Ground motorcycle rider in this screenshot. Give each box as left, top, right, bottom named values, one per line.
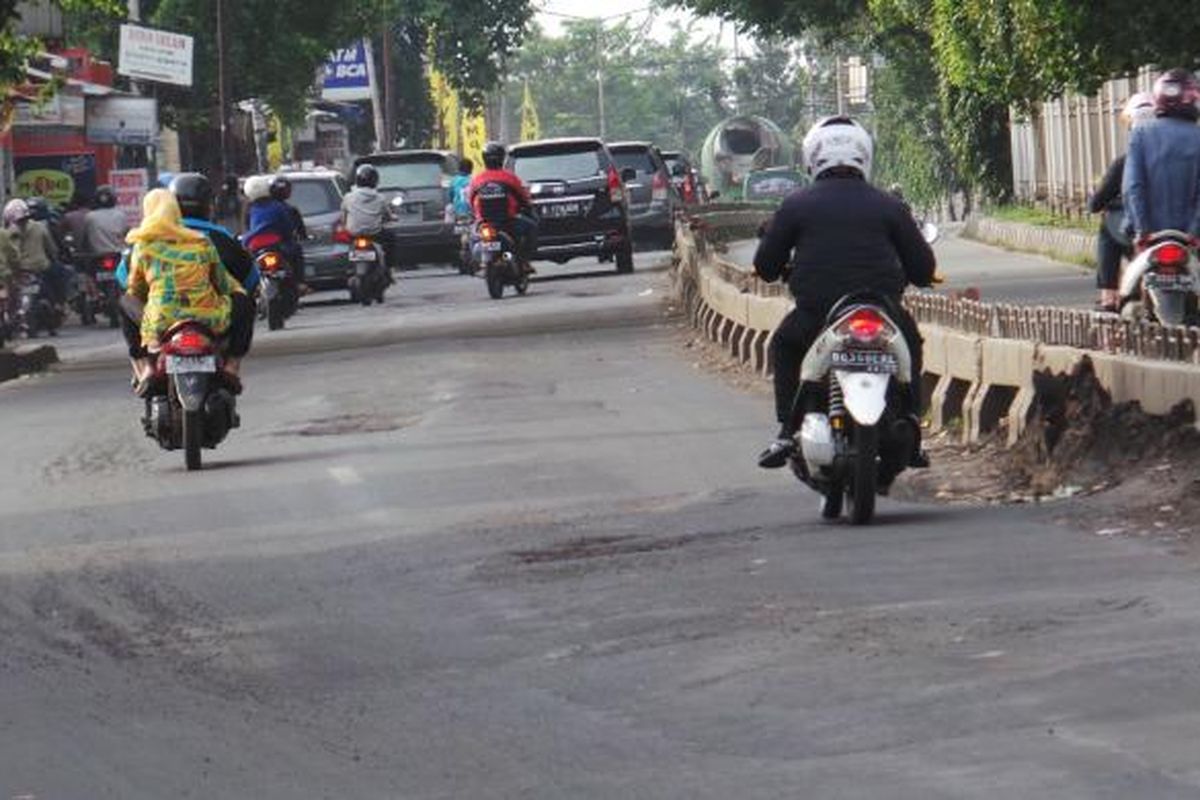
left=754, top=116, right=936, bottom=469
left=1089, top=93, right=1156, bottom=312
left=451, top=158, right=474, bottom=217
left=340, top=163, right=395, bottom=283
left=1123, top=69, right=1200, bottom=248
left=4, top=198, right=69, bottom=311
left=268, top=175, right=308, bottom=290
left=468, top=142, right=538, bottom=269
left=83, top=185, right=130, bottom=258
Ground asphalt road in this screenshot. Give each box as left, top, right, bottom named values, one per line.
left=727, top=229, right=1096, bottom=307
left=3, top=249, right=1200, bottom=798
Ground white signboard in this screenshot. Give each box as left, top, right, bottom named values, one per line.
left=118, top=23, right=193, bottom=87
left=86, top=96, right=158, bottom=145
left=13, top=93, right=85, bottom=127
left=111, top=168, right=149, bottom=227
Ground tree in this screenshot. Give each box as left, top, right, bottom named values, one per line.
left=0, top=0, right=122, bottom=89
left=732, top=37, right=807, bottom=133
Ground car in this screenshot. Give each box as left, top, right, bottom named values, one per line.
left=282, top=170, right=351, bottom=290
left=607, top=142, right=680, bottom=251
left=352, top=150, right=461, bottom=269
left=506, top=137, right=635, bottom=273
left=661, top=150, right=706, bottom=205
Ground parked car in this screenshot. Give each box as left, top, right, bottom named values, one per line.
left=283, top=169, right=351, bottom=290
left=607, top=142, right=679, bottom=251
left=352, top=150, right=461, bottom=269
left=506, top=137, right=635, bottom=273
left=661, top=150, right=706, bottom=205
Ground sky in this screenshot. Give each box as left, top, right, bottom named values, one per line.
left=534, top=0, right=741, bottom=49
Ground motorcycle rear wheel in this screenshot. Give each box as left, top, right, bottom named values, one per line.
left=182, top=409, right=203, bottom=471
left=267, top=297, right=285, bottom=330
left=486, top=269, right=505, bottom=300
left=846, top=424, right=879, bottom=525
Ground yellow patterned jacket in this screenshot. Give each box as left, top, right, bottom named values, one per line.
left=126, top=239, right=243, bottom=347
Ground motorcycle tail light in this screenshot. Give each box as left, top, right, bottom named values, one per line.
left=607, top=166, right=624, bottom=204
left=836, top=307, right=895, bottom=345
left=1154, top=242, right=1189, bottom=272
left=480, top=224, right=497, bottom=242
left=353, top=236, right=371, bottom=249
left=333, top=227, right=352, bottom=245
left=167, top=329, right=212, bottom=355
left=99, top=255, right=117, bottom=271
left=258, top=251, right=281, bottom=271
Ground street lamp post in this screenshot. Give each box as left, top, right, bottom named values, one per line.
left=216, top=0, right=229, bottom=175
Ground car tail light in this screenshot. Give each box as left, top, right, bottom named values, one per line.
left=167, top=329, right=212, bottom=355
left=607, top=166, right=624, bottom=204
left=1153, top=242, right=1189, bottom=272
left=835, top=307, right=896, bottom=345
left=99, top=254, right=117, bottom=271
left=652, top=171, right=668, bottom=202
left=480, top=223, right=497, bottom=241
left=333, top=226, right=352, bottom=245
left=353, top=236, right=372, bottom=249
left=683, top=176, right=696, bottom=204
left=258, top=251, right=282, bottom=272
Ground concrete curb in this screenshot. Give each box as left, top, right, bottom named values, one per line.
left=675, top=215, right=1200, bottom=444
left=963, top=216, right=1094, bottom=267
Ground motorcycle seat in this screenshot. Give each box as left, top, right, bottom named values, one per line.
left=825, top=290, right=896, bottom=325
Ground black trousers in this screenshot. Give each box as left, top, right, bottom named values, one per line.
left=771, top=299, right=924, bottom=430
left=120, top=293, right=255, bottom=360
left=1095, top=219, right=1130, bottom=290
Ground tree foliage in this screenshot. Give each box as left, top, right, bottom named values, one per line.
left=0, top=0, right=122, bottom=88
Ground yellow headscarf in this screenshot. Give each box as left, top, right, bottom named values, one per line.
left=126, top=188, right=206, bottom=245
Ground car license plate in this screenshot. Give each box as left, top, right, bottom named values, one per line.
left=540, top=202, right=581, bottom=219
left=166, top=355, right=216, bottom=374
left=831, top=350, right=898, bottom=373
left=349, top=248, right=377, bottom=262
left=1146, top=272, right=1194, bottom=290
left=481, top=241, right=502, bottom=252
left=95, top=270, right=115, bottom=282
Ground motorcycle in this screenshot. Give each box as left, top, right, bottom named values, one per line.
left=15, top=271, right=62, bottom=338
left=454, top=214, right=476, bottom=275
left=130, top=302, right=240, bottom=472
left=1119, top=230, right=1199, bottom=325
left=788, top=295, right=920, bottom=525
left=254, top=248, right=299, bottom=331
left=76, top=252, right=122, bottom=328
left=474, top=221, right=529, bottom=300
left=347, top=234, right=389, bottom=306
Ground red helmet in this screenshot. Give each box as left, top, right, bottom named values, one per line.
left=1153, top=68, right=1200, bottom=120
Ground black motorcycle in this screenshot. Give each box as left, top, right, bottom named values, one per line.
left=15, top=271, right=62, bottom=338
left=474, top=221, right=529, bottom=300
left=76, top=252, right=122, bottom=328
left=347, top=234, right=389, bottom=306
left=254, top=248, right=299, bottom=331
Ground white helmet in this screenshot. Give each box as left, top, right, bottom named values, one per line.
left=1121, top=92, right=1155, bottom=128
left=242, top=174, right=272, bottom=202
left=3, top=198, right=30, bottom=226
left=802, top=116, right=873, bottom=180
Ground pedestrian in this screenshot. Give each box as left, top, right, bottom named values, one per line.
left=1089, top=93, right=1156, bottom=312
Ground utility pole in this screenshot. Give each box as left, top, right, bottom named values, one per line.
left=382, top=19, right=394, bottom=150
left=216, top=0, right=229, bottom=175
left=596, top=26, right=606, bottom=139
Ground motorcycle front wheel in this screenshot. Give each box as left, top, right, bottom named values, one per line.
left=846, top=423, right=879, bottom=525
left=182, top=408, right=203, bottom=471
left=486, top=267, right=505, bottom=300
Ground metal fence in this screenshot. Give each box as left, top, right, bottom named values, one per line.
left=1010, top=67, right=1159, bottom=214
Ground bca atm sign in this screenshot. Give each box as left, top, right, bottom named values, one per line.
left=321, top=40, right=373, bottom=102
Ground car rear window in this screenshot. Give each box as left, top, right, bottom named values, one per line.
left=368, top=159, right=445, bottom=189
left=611, top=149, right=657, bottom=175
left=290, top=180, right=340, bottom=216
left=511, top=147, right=603, bottom=182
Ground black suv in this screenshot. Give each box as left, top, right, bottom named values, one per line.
left=352, top=150, right=460, bottom=268
left=608, top=142, right=680, bottom=251
left=506, top=138, right=634, bottom=273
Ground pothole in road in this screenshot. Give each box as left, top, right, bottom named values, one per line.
left=511, top=533, right=697, bottom=563
left=277, top=413, right=418, bottom=437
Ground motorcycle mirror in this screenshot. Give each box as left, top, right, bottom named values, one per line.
left=920, top=221, right=940, bottom=245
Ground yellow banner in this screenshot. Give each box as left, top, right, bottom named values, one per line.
left=429, top=67, right=459, bottom=152
left=520, top=79, right=540, bottom=142
left=461, top=106, right=487, bottom=173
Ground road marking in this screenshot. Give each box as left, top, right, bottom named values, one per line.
left=328, top=465, right=363, bottom=486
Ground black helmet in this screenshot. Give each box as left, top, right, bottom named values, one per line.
left=354, top=163, right=379, bottom=188
left=25, top=196, right=51, bottom=221
left=95, top=185, right=117, bottom=209
left=270, top=175, right=292, bottom=201
left=482, top=142, right=506, bottom=170
left=169, top=173, right=214, bottom=220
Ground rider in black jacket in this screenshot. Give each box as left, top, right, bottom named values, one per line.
left=754, top=116, right=936, bottom=469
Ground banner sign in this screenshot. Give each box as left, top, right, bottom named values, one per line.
left=321, top=40, right=372, bottom=101
left=86, top=96, right=158, bottom=145
left=111, top=168, right=150, bottom=226
left=118, top=23, right=194, bottom=87
left=13, top=94, right=85, bottom=128
left=14, top=153, right=97, bottom=207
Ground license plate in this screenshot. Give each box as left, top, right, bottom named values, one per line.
left=540, top=202, right=581, bottom=219
left=166, top=355, right=216, bottom=374
left=831, top=350, right=898, bottom=374
left=349, top=248, right=377, bottom=262
left=481, top=241, right=502, bottom=252
left=1146, top=273, right=1194, bottom=290
left=95, top=271, right=115, bottom=282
